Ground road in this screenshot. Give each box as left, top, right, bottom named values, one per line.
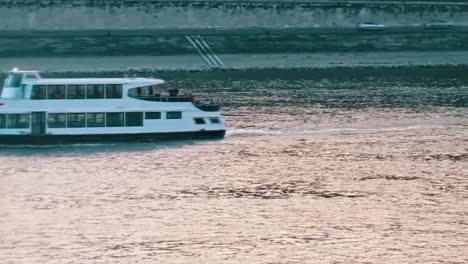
left=1, top=27, right=468, bottom=38
left=2, top=0, right=468, bottom=6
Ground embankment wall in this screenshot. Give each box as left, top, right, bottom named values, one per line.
left=0, top=0, right=468, bottom=29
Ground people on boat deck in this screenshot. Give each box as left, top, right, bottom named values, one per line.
left=192, top=96, right=200, bottom=104
left=128, top=85, right=183, bottom=98
left=168, top=87, right=179, bottom=97
left=129, top=85, right=159, bottom=97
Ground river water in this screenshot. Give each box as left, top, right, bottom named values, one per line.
left=0, top=65, right=467, bottom=263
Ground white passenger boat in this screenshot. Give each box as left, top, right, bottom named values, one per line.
left=0, top=69, right=225, bottom=145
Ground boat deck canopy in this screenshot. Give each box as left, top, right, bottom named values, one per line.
left=26, top=78, right=164, bottom=85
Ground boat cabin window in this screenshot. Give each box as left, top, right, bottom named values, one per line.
left=67, top=85, right=86, bottom=99
left=194, top=118, right=206, bottom=124
left=128, top=85, right=160, bottom=98
left=42, top=112, right=168, bottom=129
left=106, top=84, right=123, bottom=99
left=145, top=112, right=161, bottom=119
left=106, top=112, right=124, bottom=127
left=47, top=85, right=66, bottom=99
left=47, top=113, right=66, bottom=128
left=6, top=74, right=23, bottom=87
left=87, top=113, right=105, bottom=127
left=166, top=111, right=182, bottom=119
left=209, top=117, right=221, bottom=124
left=86, top=84, right=105, bottom=99
left=125, top=112, right=143, bottom=127
left=0, top=114, right=6, bottom=128
left=31, top=85, right=47, bottom=99
left=6, top=114, right=30, bottom=129
left=24, top=74, right=38, bottom=79
left=67, top=113, right=86, bottom=128
left=29, top=84, right=124, bottom=100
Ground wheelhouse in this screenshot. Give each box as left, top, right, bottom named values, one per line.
left=1, top=69, right=41, bottom=99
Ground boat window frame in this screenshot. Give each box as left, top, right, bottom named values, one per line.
left=128, top=85, right=160, bottom=98
left=145, top=112, right=161, bottom=120
left=66, top=84, right=86, bottom=99
left=105, top=84, right=123, bottom=99
left=6, top=74, right=23, bottom=88
left=29, top=83, right=125, bottom=100
left=47, top=113, right=67, bottom=128
left=6, top=113, right=30, bottom=129
left=0, top=114, right=6, bottom=128
left=194, top=118, right=206, bottom=125
left=31, top=85, right=47, bottom=100
left=166, top=111, right=182, bottom=120
left=86, top=84, right=105, bottom=99
left=67, top=113, right=86, bottom=128
left=47, top=85, right=66, bottom=100
left=125, top=112, right=143, bottom=127
left=24, top=74, right=38, bottom=80
left=209, top=117, right=221, bottom=124
left=86, top=112, right=106, bottom=127
left=106, top=112, right=125, bottom=127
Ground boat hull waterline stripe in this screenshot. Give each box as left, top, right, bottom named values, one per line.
left=0, top=130, right=226, bottom=145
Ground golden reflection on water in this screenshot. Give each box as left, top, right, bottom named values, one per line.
left=0, top=108, right=467, bottom=263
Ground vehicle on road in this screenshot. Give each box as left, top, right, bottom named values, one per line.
left=424, top=20, right=454, bottom=29
left=357, top=21, right=385, bottom=31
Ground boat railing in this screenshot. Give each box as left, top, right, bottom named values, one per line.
left=132, top=95, right=221, bottom=112
left=133, top=95, right=193, bottom=102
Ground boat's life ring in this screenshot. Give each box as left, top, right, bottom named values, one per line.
left=192, top=97, right=200, bottom=104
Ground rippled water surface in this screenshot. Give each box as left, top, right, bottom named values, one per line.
left=1, top=68, right=467, bottom=263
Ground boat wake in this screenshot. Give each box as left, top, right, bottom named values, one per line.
left=226, top=125, right=465, bottom=138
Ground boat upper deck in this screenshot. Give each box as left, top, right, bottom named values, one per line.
left=25, top=78, right=164, bottom=86
left=1, top=69, right=166, bottom=100
left=0, top=69, right=221, bottom=113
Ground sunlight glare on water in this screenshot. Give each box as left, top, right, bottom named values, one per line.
left=0, top=69, right=467, bottom=263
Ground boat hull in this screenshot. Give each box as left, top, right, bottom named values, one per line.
left=0, top=130, right=226, bottom=145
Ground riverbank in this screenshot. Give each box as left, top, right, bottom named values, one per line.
left=1, top=0, right=468, bottom=30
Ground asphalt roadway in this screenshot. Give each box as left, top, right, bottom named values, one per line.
left=2, top=0, right=468, bottom=6
left=1, top=26, right=468, bottom=38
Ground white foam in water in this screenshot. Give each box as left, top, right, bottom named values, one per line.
left=226, top=125, right=463, bottom=137
left=226, top=128, right=282, bottom=137
left=297, top=125, right=454, bottom=134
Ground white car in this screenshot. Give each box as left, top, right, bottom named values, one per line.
left=424, top=20, right=454, bottom=29
left=357, top=21, right=385, bottom=31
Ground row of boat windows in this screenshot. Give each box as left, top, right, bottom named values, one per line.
left=0, top=112, right=184, bottom=129
left=0, top=114, right=30, bottom=129
left=31, top=84, right=123, bottom=99
left=48, top=112, right=147, bottom=128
